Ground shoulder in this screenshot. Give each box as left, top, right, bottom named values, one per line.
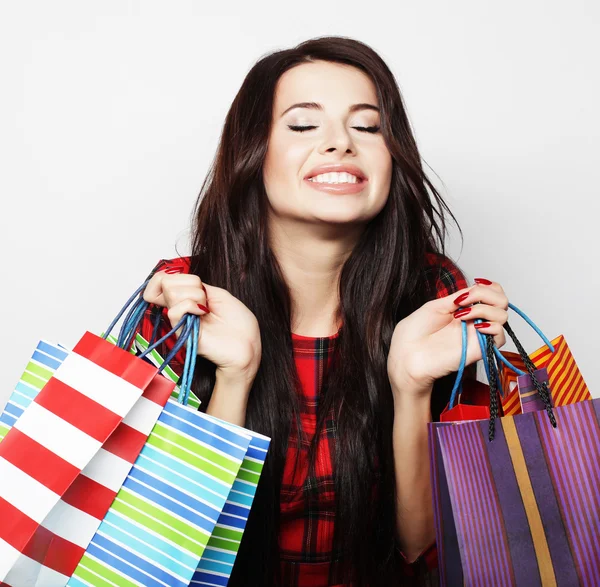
left=424, top=251, right=469, bottom=300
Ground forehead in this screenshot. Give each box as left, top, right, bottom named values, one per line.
left=273, top=61, right=378, bottom=116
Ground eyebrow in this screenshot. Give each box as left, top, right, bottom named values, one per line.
left=280, top=102, right=380, bottom=117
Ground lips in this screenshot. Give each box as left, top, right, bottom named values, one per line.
left=304, top=163, right=367, bottom=181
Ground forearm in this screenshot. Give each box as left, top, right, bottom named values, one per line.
left=391, top=386, right=435, bottom=562
left=205, top=372, right=252, bottom=427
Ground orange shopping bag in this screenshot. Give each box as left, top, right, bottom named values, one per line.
left=497, top=321, right=591, bottom=415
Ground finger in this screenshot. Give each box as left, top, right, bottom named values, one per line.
left=453, top=304, right=508, bottom=325
left=473, top=278, right=505, bottom=294
left=471, top=320, right=507, bottom=349
left=431, top=284, right=477, bottom=313
left=453, top=284, right=508, bottom=310
left=143, top=272, right=203, bottom=307
left=162, top=285, right=207, bottom=311
left=166, top=298, right=210, bottom=339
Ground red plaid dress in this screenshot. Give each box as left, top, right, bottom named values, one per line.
left=139, top=253, right=467, bottom=587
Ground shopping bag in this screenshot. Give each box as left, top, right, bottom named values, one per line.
left=67, top=316, right=271, bottom=587
left=499, top=335, right=591, bottom=415
left=193, top=415, right=270, bottom=585
left=433, top=398, right=600, bottom=586
left=0, top=277, right=191, bottom=585
left=439, top=378, right=493, bottom=422
left=0, top=332, right=156, bottom=581
left=0, top=341, right=68, bottom=444
left=133, top=332, right=271, bottom=586
left=430, top=304, right=599, bottom=586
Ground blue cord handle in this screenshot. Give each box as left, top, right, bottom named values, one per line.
left=103, top=279, right=151, bottom=344
left=118, top=300, right=149, bottom=349
left=103, top=276, right=201, bottom=404
left=138, top=313, right=200, bottom=404
left=448, top=302, right=554, bottom=409
left=456, top=320, right=495, bottom=398
left=492, top=303, right=555, bottom=375
left=179, top=317, right=200, bottom=405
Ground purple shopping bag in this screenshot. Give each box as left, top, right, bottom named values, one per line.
left=430, top=399, right=600, bottom=586
left=429, top=307, right=599, bottom=586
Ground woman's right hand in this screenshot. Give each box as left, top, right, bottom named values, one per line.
left=143, top=270, right=262, bottom=386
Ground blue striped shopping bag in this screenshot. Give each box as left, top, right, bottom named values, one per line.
left=0, top=340, right=67, bottom=443
left=134, top=332, right=272, bottom=586
left=192, top=416, right=269, bottom=586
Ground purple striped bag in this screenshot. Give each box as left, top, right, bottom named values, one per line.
left=430, top=399, right=600, bottom=586
left=429, top=315, right=599, bottom=586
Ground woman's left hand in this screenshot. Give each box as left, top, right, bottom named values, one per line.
left=387, top=280, right=509, bottom=399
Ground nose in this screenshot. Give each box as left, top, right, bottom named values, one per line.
left=319, top=123, right=356, bottom=155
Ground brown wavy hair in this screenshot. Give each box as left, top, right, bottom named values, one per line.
left=180, top=36, right=465, bottom=586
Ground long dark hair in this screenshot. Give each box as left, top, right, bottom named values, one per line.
left=185, top=36, right=464, bottom=586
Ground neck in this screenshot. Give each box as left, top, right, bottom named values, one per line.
left=269, top=217, right=362, bottom=337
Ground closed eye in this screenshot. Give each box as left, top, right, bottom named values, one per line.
left=288, top=125, right=380, bottom=133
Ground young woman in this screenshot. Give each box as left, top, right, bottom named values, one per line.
left=137, top=36, right=509, bottom=587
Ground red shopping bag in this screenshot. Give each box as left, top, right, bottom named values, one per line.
left=0, top=276, right=190, bottom=584
left=0, top=332, right=158, bottom=580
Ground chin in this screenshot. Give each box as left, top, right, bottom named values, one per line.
left=311, top=212, right=370, bottom=226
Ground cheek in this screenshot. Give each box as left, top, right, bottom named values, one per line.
left=369, top=148, right=393, bottom=201
left=263, top=137, right=310, bottom=198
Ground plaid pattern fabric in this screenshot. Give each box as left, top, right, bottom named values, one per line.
left=138, top=253, right=468, bottom=586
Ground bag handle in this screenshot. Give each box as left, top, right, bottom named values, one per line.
left=449, top=318, right=504, bottom=410
left=103, top=278, right=201, bottom=404
left=492, top=303, right=555, bottom=375
left=449, top=304, right=557, bottom=440
left=449, top=301, right=554, bottom=407
left=451, top=317, right=505, bottom=406
left=103, top=278, right=151, bottom=345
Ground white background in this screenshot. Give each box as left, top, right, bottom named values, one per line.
left=1, top=0, right=598, bottom=411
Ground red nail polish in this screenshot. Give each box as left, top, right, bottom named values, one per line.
left=454, top=308, right=472, bottom=319
left=453, top=292, right=470, bottom=306
left=474, top=322, right=491, bottom=329
left=197, top=303, right=210, bottom=313
left=474, top=278, right=492, bottom=286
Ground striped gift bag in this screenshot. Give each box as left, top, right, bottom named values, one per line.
left=192, top=416, right=270, bottom=586
left=431, top=399, right=600, bottom=586
left=0, top=336, right=177, bottom=586
left=499, top=335, right=591, bottom=415
left=132, top=333, right=272, bottom=586
left=0, top=332, right=161, bottom=582
left=67, top=399, right=255, bottom=587
left=0, top=341, right=65, bottom=444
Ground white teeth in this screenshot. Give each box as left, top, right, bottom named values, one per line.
left=308, top=171, right=360, bottom=184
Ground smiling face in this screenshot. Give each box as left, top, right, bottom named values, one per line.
left=263, top=60, right=393, bottom=228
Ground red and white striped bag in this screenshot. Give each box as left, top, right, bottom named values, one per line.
left=0, top=331, right=175, bottom=585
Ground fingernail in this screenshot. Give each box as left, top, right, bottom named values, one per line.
left=197, top=303, right=210, bottom=313
left=453, top=292, right=470, bottom=306
left=165, top=268, right=182, bottom=274
left=474, top=322, right=491, bottom=329
left=474, top=278, right=492, bottom=286
left=454, top=308, right=472, bottom=319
